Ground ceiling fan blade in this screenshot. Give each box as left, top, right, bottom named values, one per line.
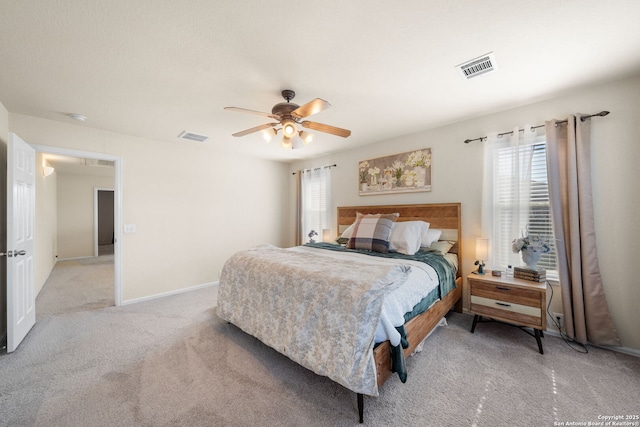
left=301, top=121, right=351, bottom=138
left=232, top=123, right=277, bottom=137
left=291, top=98, right=331, bottom=119
left=224, top=106, right=280, bottom=120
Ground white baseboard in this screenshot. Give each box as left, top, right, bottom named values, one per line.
left=544, top=329, right=640, bottom=358
left=57, top=255, right=95, bottom=262
left=121, top=281, right=218, bottom=305
left=599, top=344, right=640, bottom=358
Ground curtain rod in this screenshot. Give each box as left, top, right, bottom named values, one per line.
left=292, top=164, right=337, bottom=175
left=463, top=111, right=610, bottom=144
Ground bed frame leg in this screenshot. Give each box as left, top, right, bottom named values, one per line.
left=357, top=393, right=364, bottom=423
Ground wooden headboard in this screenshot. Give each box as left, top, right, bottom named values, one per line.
left=337, top=203, right=463, bottom=276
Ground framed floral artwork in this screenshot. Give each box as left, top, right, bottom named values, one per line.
left=358, top=148, right=432, bottom=195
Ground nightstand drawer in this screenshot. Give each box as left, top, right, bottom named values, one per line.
left=471, top=281, right=541, bottom=308
left=471, top=295, right=541, bottom=318
left=470, top=295, right=543, bottom=327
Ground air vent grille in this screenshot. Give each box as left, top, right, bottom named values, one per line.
left=456, top=52, right=497, bottom=79
left=83, top=158, right=113, bottom=167
left=178, top=131, right=209, bottom=142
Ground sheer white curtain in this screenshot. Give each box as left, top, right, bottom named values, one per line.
left=481, top=125, right=535, bottom=269
left=300, top=167, right=332, bottom=244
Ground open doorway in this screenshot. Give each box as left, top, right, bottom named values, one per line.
left=95, top=189, right=115, bottom=257
left=33, top=144, right=122, bottom=306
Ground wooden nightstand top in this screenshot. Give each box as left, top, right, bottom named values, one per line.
left=467, top=271, right=547, bottom=291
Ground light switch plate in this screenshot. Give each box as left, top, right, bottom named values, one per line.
left=124, top=224, right=136, bottom=233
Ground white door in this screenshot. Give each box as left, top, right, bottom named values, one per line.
left=5, top=133, right=36, bottom=352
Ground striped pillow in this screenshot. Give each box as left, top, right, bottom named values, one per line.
left=347, top=212, right=399, bottom=253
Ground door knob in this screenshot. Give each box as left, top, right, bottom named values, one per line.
left=0, top=250, right=26, bottom=257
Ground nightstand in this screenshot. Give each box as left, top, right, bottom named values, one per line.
left=467, top=272, right=547, bottom=354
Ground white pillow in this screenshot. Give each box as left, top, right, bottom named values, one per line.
left=389, top=221, right=430, bottom=255
left=421, top=228, right=442, bottom=247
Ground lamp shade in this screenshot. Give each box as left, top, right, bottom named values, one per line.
left=262, top=127, right=277, bottom=142
left=280, top=136, right=293, bottom=149
left=281, top=119, right=297, bottom=138
left=476, top=237, right=488, bottom=261
left=299, top=131, right=313, bottom=144
left=322, top=229, right=331, bottom=242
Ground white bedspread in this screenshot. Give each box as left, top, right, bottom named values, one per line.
left=216, top=244, right=412, bottom=396
left=288, top=246, right=440, bottom=346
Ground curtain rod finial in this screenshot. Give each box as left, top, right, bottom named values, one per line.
left=599, top=111, right=610, bottom=117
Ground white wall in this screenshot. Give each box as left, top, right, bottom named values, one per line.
left=34, top=152, right=58, bottom=295
left=56, top=173, right=114, bottom=260
left=289, top=74, right=640, bottom=351
left=8, top=114, right=290, bottom=302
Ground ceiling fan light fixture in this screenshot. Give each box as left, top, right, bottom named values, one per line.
left=225, top=89, right=351, bottom=149
left=299, top=131, right=313, bottom=144
left=262, top=127, right=277, bottom=142
left=281, top=119, right=297, bottom=138
left=280, top=136, right=293, bottom=149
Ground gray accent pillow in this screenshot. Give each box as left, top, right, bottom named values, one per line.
left=347, top=212, right=399, bottom=253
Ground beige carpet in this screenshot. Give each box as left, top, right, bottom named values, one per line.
left=1, top=258, right=639, bottom=426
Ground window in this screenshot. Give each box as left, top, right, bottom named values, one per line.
left=527, top=142, right=557, bottom=274
left=300, top=167, right=332, bottom=243
left=486, top=130, right=558, bottom=279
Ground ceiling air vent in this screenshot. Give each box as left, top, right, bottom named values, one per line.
left=83, top=158, right=113, bottom=167
left=178, top=131, right=209, bottom=142
left=456, top=52, right=497, bottom=79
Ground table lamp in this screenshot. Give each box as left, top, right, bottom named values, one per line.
left=475, top=237, right=488, bottom=274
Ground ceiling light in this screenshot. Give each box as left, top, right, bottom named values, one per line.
left=281, top=119, right=297, bottom=138
left=299, top=131, right=313, bottom=144
left=42, top=159, right=54, bottom=176
left=262, top=127, right=277, bottom=142
left=280, top=136, right=293, bottom=149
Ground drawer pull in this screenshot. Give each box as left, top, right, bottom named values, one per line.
left=495, top=302, right=511, bottom=307
left=496, top=286, right=511, bottom=291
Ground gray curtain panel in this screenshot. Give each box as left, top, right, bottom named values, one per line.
left=545, top=115, right=620, bottom=346
left=295, top=171, right=302, bottom=246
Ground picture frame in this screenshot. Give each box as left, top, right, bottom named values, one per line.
left=358, top=148, right=432, bottom=195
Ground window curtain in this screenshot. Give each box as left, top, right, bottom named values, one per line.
left=481, top=125, right=535, bottom=269
left=294, top=171, right=302, bottom=246
left=299, top=167, right=332, bottom=245
left=545, top=116, right=620, bottom=346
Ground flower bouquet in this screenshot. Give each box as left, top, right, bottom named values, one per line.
left=512, top=227, right=551, bottom=269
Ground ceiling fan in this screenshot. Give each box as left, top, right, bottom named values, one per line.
left=224, top=89, right=351, bottom=149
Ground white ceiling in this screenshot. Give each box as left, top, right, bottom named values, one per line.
left=1, top=1, right=640, bottom=163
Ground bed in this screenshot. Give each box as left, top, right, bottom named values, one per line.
left=217, top=203, right=463, bottom=422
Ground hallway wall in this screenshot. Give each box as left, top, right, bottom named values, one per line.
left=57, top=173, right=114, bottom=260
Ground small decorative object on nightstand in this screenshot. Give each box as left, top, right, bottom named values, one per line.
left=467, top=272, right=547, bottom=354
left=308, top=230, right=318, bottom=243
left=474, top=237, right=488, bottom=274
